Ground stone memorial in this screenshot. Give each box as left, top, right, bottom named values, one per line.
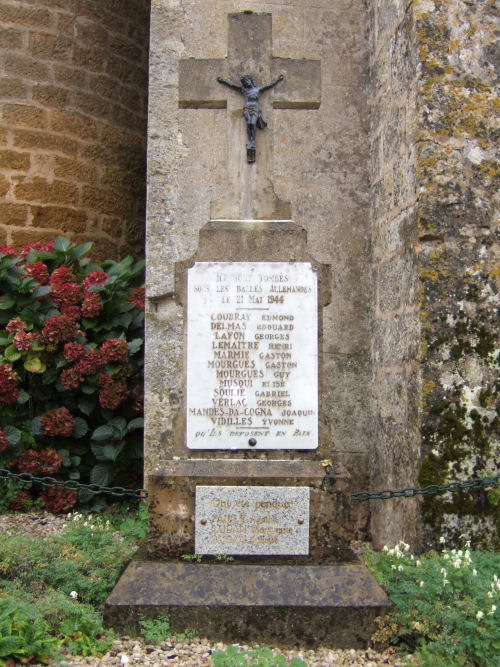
left=105, top=5, right=390, bottom=648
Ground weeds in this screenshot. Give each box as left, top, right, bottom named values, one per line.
left=364, top=540, right=500, bottom=666
left=211, top=644, right=307, bottom=666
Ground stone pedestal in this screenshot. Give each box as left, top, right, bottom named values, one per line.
left=147, top=460, right=353, bottom=562
left=104, top=562, right=388, bottom=648
left=105, top=221, right=390, bottom=647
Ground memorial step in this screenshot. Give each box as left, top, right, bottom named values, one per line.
left=104, top=561, right=390, bottom=648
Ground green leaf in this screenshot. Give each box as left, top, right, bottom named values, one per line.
left=0, top=636, right=23, bottom=657
left=105, top=362, right=122, bottom=376
left=69, top=241, right=93, bottom=261
left=125, top=437, right=143, bottom=460
left=87, top=283, right=105, bottom=293
left=53, top=236, right=72, bottom=252
left=91, top=425, right=114, bottom=441
left=81, top=383, right=97, bottom=394
left=107, top=256, right=133, bottom=276
left=42, top=368, right=59, bottom=385
left=26, top=248, right=38, bottom=263
left=78, top=395, right=96, bottom=416
left=0, top=334, right=9, bottom=345
left=24, top=357, right=46, bottom=373
left=127, top=417, right=144, bottom=431
left=31, top=285, right=52, bottom=299
left=4, top=344, right=21, bottom=361
left=128, top=338, right=143, bottom=355
left=91, top=442, right=124, bottom=462
left=73, top=417, right=88, bottom=438
left=69, top=470, right=80, bottom=480
left=108, top=416, right=127, bottom=432
left=31, top=416, right=43, bottom=436
left=35, top=251, right=56, bottom=260
left=5, top=425, right=21, bottom=445
left=71, top=455, right=81, bottom=467
left=58, top=448, right=71, bottom=467
left=17, top=389, right=29, bottom=404
left=90, top=463, right=113, bottom=486
left=115, top=312, right=133, bottom=329
left=0, top=294, right=15, bottom=309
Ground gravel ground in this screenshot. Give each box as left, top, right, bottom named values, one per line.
left=1, top=512, right=411, bottom=666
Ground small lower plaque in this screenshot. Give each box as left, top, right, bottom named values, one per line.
left=195, top=486, right=309, bottom=556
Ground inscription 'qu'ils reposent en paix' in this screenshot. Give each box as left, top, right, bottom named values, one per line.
left=216, top=74, right=284, bottom=163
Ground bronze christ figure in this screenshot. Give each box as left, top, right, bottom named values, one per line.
left=217, top=74, right=284, bottom=163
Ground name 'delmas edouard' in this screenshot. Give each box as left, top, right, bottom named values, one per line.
left=186, top=262, right=318, bottom=450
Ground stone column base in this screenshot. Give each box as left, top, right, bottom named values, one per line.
left=104, top=561, right=390, bottom=648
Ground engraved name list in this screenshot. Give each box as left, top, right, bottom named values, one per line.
left=186, top=262, right=318, bottom=449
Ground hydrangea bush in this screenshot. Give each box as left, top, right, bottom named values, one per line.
left=0, top=237, right=144, bottom=512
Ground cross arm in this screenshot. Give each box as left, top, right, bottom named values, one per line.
left=271, top=59, right=321, bottom=110
left=179, top=59, right=228, bottom=109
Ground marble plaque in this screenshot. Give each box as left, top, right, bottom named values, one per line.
left=195, top=486, right=310, bottom=555
left=186, top=262, right=318, bottom=449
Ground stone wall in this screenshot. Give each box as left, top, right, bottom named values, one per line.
left=415, top=0, right=499, bottom=548
left=367, top=0, right=421, bottom=549
left=0, top=0, right=150, bottom=259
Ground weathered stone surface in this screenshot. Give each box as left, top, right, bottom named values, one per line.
left=147, top=460, right=353, bottom=562
left=104, top=562, right=390, bottom=648
left=369, top=0, right=421, bottom=549
left=0, top=0, right=149, bottom=259
left=145, top=5, right=372, bottom=544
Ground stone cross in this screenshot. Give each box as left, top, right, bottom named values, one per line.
left=178, top=12, right=321, bottom=220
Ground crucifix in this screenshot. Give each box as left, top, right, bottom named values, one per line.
left=216, top=73, right=284, bottom=163
left=178, top=11, right=321, bottom=220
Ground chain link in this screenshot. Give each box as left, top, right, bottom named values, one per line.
left=351, top=474, right=500, bottom=501
left=0, top=468, right=148, bottom=499
left=1, top=467, right=498, bottom=503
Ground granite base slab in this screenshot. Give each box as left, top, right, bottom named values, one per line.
left=104, top=561, right=390, bottom=648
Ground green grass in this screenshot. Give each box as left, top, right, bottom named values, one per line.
left=0, top=503, right=145, bottom=665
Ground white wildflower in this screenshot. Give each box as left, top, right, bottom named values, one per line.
left=490, top=605, right=497, bottom=614
left=416, top=560, right=421, bottom=567
left=419, top=581, right=425, bottom=588
left=69, top=591, right=78, bottom=599
left=439, top=536, right=446, bottom=544
left=476, top=611, right=484, bottom=621
left=472, top=569, right=477, bottom=576
left=488, top=591, right=493, bottom=598
left=398, top=565, right=404, bottom=572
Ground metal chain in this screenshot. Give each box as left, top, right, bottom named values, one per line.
left=1, top=467, right=498, bottom=503
left=351, top=474, right=500, bottom=501
left=0, top=468, right=147, bottom=499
